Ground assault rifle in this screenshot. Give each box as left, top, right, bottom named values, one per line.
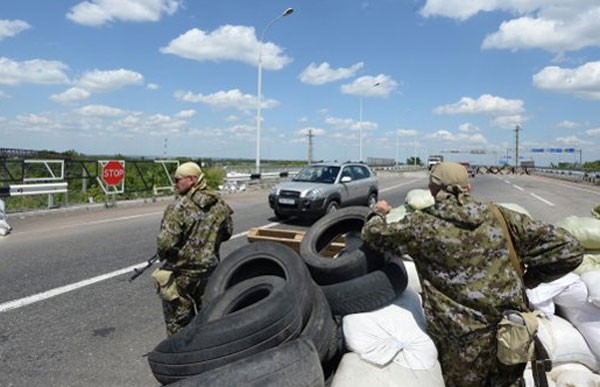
left=129, top=254, right=159, bottom=282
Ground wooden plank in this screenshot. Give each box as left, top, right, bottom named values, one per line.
left=247, top=227, right=346, bottom=257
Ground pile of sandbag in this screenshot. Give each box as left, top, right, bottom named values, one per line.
left=521, top=214, right=600, bottom=385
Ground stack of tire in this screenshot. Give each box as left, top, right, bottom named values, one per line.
left=147, top=206, right=408, bottom=386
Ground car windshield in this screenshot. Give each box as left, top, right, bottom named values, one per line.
left=293, top=166, right=340, bottom=183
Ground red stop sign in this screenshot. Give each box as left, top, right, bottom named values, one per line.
left=102, top=161, right=125, bottom=186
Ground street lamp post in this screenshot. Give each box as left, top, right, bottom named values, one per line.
left=255, top=7, right=294, bottom=174
left=358, top=82, right=380, bottom=162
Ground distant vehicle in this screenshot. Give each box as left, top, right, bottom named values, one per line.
left=459, top=162, right=476, bottom=178
left=268, top=162, right=378, bottom=219
left=427, top=155, right=444, bottom=170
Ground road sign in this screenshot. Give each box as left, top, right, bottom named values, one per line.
left=102, top=160, right=125, bottom=186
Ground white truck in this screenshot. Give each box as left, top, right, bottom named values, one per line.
left=427, top=155, right=444, bottom=170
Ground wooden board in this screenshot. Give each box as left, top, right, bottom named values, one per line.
left=247, top=227, right=345, bottom=257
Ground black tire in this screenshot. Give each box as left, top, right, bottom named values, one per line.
left=148, top=275, right=303, bottom=384
left=325, top=200, right=339, bottom=215
left=203, top=241, right=316, bottom=326
left=299, top=206, right=386, bottom=285
left=367, top=191, right=377, bottom=208
left=167, top=338, right=325, bottom=387
left=300, top=285, right=337, bottom=364
left=274, top=210, right=289, bottom=219
left=321, top=259, right=408, bottom=317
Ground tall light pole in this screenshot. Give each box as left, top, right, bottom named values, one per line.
left=358, top=82, right=380, bottom=162
left=255, top=7, right=294, bottom=174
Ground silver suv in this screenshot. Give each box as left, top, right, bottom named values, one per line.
left=268, top=162, right=378, bottom=219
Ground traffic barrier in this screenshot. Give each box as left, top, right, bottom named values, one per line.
left=0, top=182, right=68, bottom=197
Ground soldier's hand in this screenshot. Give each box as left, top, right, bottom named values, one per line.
left=374, top=200, right=392, bottom=215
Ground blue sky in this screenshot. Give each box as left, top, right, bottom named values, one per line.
left=1, top=0, right=600, bottom=166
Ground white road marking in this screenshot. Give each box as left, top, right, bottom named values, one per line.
left=0, top=221, right=280, bottom=314
left=512, top=185, right=525, bottom=191
left=529, top=192, right=555, bottom=206
left=381, top=178, right=425, bottom=193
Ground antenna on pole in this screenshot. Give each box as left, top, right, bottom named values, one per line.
left=307, top=129, right=314, bottom=164
left=515, top=125, right=521, bottom=167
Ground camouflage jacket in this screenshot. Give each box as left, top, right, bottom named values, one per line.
left=157, top=185, right=233, bottom=274
left=362, top=196, right=583, bottom=339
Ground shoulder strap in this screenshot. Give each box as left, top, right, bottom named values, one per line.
left=488, top=203, right=522, bottom=279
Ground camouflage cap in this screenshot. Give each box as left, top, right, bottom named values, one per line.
left=174, top=162, right=202, bottom=179
left=430, top=162, right=469, bottom=187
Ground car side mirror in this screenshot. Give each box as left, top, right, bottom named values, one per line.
left=341, top=176, right=352, bottom=183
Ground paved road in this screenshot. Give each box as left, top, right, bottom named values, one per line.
left=0, top=171, right=598, bottom=386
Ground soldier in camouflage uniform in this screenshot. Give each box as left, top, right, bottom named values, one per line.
left=155, top=162, right=233, bottom=336
left=362, top=162, right=583, bottom=387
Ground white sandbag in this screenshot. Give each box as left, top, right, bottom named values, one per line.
left=574, top=254, right=600, bottom=275
left=403, top=260, right=422, bottom=294
left=497, top=202, right=533, bottom=218
left=556, top=301, right=600, bottom=363
left=550, top=363, right=600, bottom=387
left=580, top=271, right=600, bottom=307
left=389, top=288, right=426, bottom=332
left=386, top=205, right=408, bottom=223
left=343, top=303, right=438, bottom=370
left=553, top=278, right=588, bottom=307
left=330, top=351, right=445, bottom=387
left=556, top=216, right=600, bottom=250
left=523, top=364, right=556, bottom=387
left=405, top=189, right=434, bottom=210
left=526, top=273, right=580, bottom=317
left=537, top=315, right=600, bottom=372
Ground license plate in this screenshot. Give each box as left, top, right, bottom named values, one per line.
left=278, top=198, right=295, bottom=205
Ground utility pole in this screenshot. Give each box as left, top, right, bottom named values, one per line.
left=307, top=129, right=314, bottom=164
left=163, top=137, right=168, bottom=157
left=515, top=125, right=521, bottom=167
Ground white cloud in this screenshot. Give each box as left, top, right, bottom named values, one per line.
left=76, top=68, right=144, bottom=92
left=421, top=1, right=600, bottom=53
left=50, top=87, right=91, bottom=104
left=298, top=62, right=363, bottom=85
left=76, top=104, right=127, bottom=117
left=555, top=135, right=591, bottom=145
left=67, top=0, right=181, bottom=27
left=174, top=89, right=279, bottom=112
left=458, top=123, right=481, bottom=133
left=396, top=129, right=419, bottom=136
left=161, top=25, right=292, bottom=70
left=491, top=115, right=526, bottom=129
left=586, top=128, right=600, bottom=136
left=433, top=94, right=524, bottom=116
left=341, top=74, right=398, bottom=97
left=146, top=83, right=159, bottom=90
left=324, top=116, right=354, bottom=130
left=297, top=127, right=326, bottom=136
left=427, top=129, right=488, bottom=144
left=557, top=120, right=580, bottom=128
left=0, top=57, right=70, bottom=86
left=533, top=61, right=600, bottom=99
left=175, top=109, right=196, bottom=118
left=0, top=19, right=31, bottom=41
left=0, top=90, right=10, bottom=99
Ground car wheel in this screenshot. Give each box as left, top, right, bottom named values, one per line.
left=325, top=201, right=339, bottom=215
left=367, top=192, right=377, bottom=208
left=274, top=210, right=289, bottom=219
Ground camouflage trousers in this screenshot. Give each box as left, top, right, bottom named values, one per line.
left=161, top=271, right=211, bottom=337
left=435, top=328, right=526, bottom=387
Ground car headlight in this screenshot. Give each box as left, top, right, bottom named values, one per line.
left=270, top=186, right=279, bottom=195
left=305, top=189, right=321, bottom=200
